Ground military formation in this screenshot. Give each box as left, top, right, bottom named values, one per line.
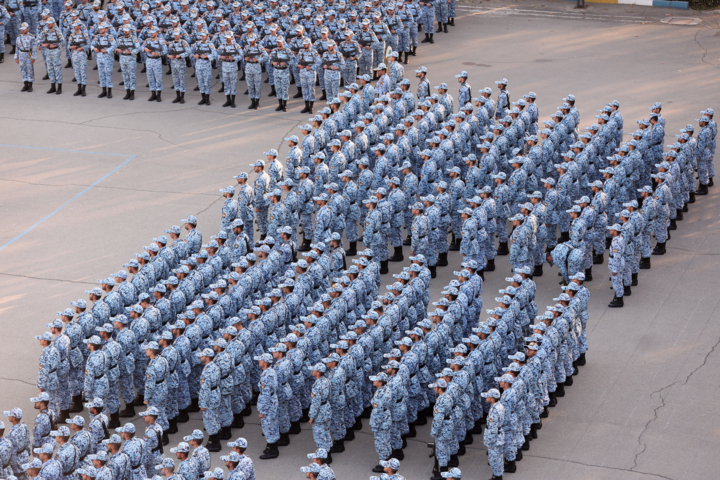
left=1, top=51, right=717, bottom=479
left=4, top=0, right=461, bottom=106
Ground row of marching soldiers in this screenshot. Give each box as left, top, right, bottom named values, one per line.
left=412, top=267, right=589, bottom=480
left=1, top=401, right=258, bottom=480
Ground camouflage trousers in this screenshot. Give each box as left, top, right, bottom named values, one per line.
left=170, top=58, right=186, bottom=92
left=299, top=67, right=316, bottom=101
left=120, top=54, right=137, bottom=90
left=312, top=421, right=333, bottom=451
left=71, top=49, right=87, bottom=85
left=202, top=406, right=221, bottom=435
left=45, top=47, right=63, bottom=84
left=18, top=51, right=34, bottom=82
left=146, top=57, right=163, bottom=91
left=97, top=52, right=113, bottom=88
left=373, top=428, right=392, bottom=461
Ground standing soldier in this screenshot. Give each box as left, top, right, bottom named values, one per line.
left=242, top=34, right=266, bottom=110
left=607, top=224, right=625, bottom=308
left=97, top=324, right=121, bottom=428
left=39, top=18, right=63, bottom=94
left=410, top=202, right=429, bottom=264
left=143, top=26, right=167, bottom=102
left=321, top=39, right=344, bottom=103
left=92, top=22, right=115, bottom=98
left=15, top=23, right=37, bottom=92
left=114, top=316, right=136, bottom=419
left=83, top=337, right=109, bottom=414
left=271, top=36, right=292, bottom=112
left=36, top=332, right=60, bottom=419
left=482, top=388, right=505, bottom=480
left=193, top=30, right=217, bottom=106
left=429, top=378, right=455, bottom=476
left=143, top=341, right=169, bottom=440
left=308, top=363, right=333, bottom=457
left=251, top=160, right=271, bottom=242
left=256, top=353, right=280, bottom=460
left=116, top=25, right=140, bottom=100
left=167, top=28, right=190, bottom=104
left=369, top=372, right=393, bottom=473
left=139, top=407, right=164, bottom=474
left=217, top=31, right=241, bottom=108
left=197, top=348, right=222, bottom=452
left=297, top=37, right=320, bottom=114
left=68, top=21, right=89, bottom=97
left=30, top=393, right=54, bottom=450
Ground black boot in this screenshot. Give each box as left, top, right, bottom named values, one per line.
left=497, top=242, right=509, bottom=255
left=242, top=405, right=253, bottom=417
left=108, top=412, right=121, bottom=429
left=308, top=101, right=313, bottom=113
left=437, top=251, right=447, bottom=266
left=64, top=58, right=71, bottom=68
left=403, top=52, right=408, bottom=64
left=293, top=87, right=303, bottom=98
left=301, top=100, right=310, bottom=113
left=395, top=448, right=405, bottom=460
left=188, top=398, right=201, bottom=412
left=128, top=90, right=134, bottom=100
left=548, top=392, right=557, bottom=408
left=344, top=427, right=355, bottom=441
left=689, top=191, right=696, bottom=203
left=269, top=85, right=276, bottom=97
left=345, top=241, right=357, bottom=256
left=403, top=235, right=412, bottom=246
left=47, top=83, right=56, bottom=94
left=223, top=94, right=232, bottom=107
left=206, top=93, right=211, bottom=106
left=167, top=417, right=178, bottom=434
left=56, top=84, right=62, bottom=95
left=275, top=99, right=283, bottom=111
left=325, top=452, right=333, bottom=464
left=578, top=352, right=586, bottom=366
left=218, top=82, right=224, bottom=93
left=486, top=258, right=496, bottom=271
left=631, top=273, right=638, bottom=286
left=119, top=403, right=135, bottom=417
left=219, top=426, right=232, bottom=440
left=248, top=98, right=256, bottom=109
left=709, top=177, right=714, bottom=187
left=298, top=236, right=312, bottom=251
left=281, top=99, right=287, bottom=111
left=443, top=23, right=448, bottom=33
left=389, top=246, right=404, bottom=262
left=683, top=203, right=688, bottom=213
left=329, top=439, right=345, bottom=453
left=177, top=409, right=189, bottom=423
left=230, top=94, right=236, bottom=107
left=180, top=92, right=186, bottom=104
left=608, top=295, right=624, bottom=308
left=231, top=413, right=245, bottom=428
left=148, top=91, right=157, bottom=101
left=207, top=434, right=221, bottom=452
left=81, top=85, right=86, bottom=96
left=276, top=432, right=290, bottom=446
left=133, top=395, right=145, bottom=407
left=380, top=260, right=389, bottom=274
left=593, top=253, right=604, bottom=264
left=584, top=267, right=593, bottom=282
left=564, top=374, right=573, bottom=386
left=436, top=22, right=442, bottom=33
left=676, top=209, right=684, bottom=221
left=464, top=431, right=472, bottom=444
left=533, top=264, right=543, bottom=277
left=504, top=460, right=517, bottom=473
left=173, top=90, right=182, bottom=103
left=448, top=454, right=459, bottom=467
left=166, top=66, right=172, bottom=75
left=421, top=33, right=430, bottom=43
left=669, top=218, right=677, bottom=230
left=107, top=87, right=112, bottom=98
left=21, top=81, right=29, bottom=92
left=43, top=73, right=50, bottom=80
left=141, top=65, right=146, bottom=73
left=556, top=383, right=565, bottom=397
left=69, top=395, right=83, bottom=413
left=430, top=265, right=437, bottom=278
left=320, top=90, right=327, bottom=100
left=639, top=257, right=651, bottom=269
left=156, top=91, right=161, bottom=102
left=652, top=242, right=666, bottom=255
left=624, top=285, right=632, bottom=296
left=289, top=421, right=301, bottom=434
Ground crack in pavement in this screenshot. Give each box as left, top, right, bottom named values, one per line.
left=0, top=376, right=39, bottom=387
left=0, top=272, right=97, bottom=285
left=527, top=454, right=674, bottom=480
left=694, top=28, right=720, bottom=71
left=195, top=196, right=223, bottom=216
left=0, top=177, right=218, bottom=196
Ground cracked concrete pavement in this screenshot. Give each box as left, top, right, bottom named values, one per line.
left=1, top=5, right=720, bottom=480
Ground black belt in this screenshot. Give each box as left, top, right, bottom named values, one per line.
left=274, top=66, right=288, bottom=70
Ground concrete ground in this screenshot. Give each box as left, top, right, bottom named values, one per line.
left=1, top=3, right=720, bottom=479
